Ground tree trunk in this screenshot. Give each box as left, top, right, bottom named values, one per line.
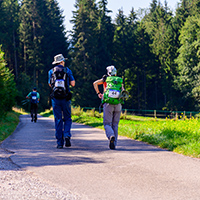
left=13, top=30, right=18, bottom=79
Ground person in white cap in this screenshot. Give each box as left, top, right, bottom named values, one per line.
left=48, top=54, right=75, bottom=149
left=93, top=65, right=124, bottom=150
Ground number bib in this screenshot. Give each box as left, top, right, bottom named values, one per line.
left=55, top=79, right=65, bottom=88
left=32, top=96, right=37, bottom=100
left=108, top=89, right=120, bottom=98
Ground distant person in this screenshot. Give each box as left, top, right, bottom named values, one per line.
left=93, top=66, right=128, bottom=150
left=26, top=87, right=40, bottom=122
left=48, top=54, right=75, bottom=149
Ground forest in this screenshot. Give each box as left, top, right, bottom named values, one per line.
left=1, top=0, right=200, bottom=117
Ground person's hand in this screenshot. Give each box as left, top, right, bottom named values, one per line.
left=98, top=93, right=103, bottom=99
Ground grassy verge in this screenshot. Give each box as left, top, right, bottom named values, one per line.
left=0, top=110, right=21, bottom=142
left=40, top=107, right=200, bottom=158
left=40, top=109, right=54, bottom=118
left=118, top=118, right=200, bottom=158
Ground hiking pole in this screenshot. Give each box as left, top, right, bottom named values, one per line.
left=21, top=99, right=29, bottom=105
left=99, top=95, right=104, bottom=113
left=99, top=102, right=102, bottom=113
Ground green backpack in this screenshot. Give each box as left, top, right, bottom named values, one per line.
left=102, top=76, right=123, bottom=105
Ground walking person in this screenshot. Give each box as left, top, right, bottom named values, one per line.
left=48, top=54, right=75, bottom=149
left=93, top=66, right=126, bottom=150
left=26, top=87, right=40, bottom=122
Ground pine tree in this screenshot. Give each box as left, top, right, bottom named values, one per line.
left=142, top=1, right=180, bottom=110
left=175, top=14, right=200, bottom=109
left=190, top=0, right=200, bottom=15
left=113, top=9, right=150, bottom=109
left=0, top=0, right=19, bottom=78
left=174, top=0, right=191, bottom=29
left=18, top=0, right=69, bottom=110
left=0, top=47, right=16, bottom=118
left=70, top=0, right=106, bottom=107
left=95, top=0, right=114, bottom=74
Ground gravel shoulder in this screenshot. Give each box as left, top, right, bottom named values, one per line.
left=0, top=125, right=80, bottom=200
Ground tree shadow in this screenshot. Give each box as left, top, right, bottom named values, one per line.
left=0, top=115, right=166, bottom=170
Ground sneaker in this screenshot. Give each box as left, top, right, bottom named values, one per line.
left=109, top=136, right=115, bottom=150
left=57, top=145, right=63, bottom=149
left=31, top=119, right=33, bottom=122
left=65, top=137, right=71, bottom=147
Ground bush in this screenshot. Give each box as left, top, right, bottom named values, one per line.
left=72, top=106, right=84, bottom=116
left=0, top=47, right=16, bottom=119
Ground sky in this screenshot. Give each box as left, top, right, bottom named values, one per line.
left=57, top=0, right=181, bottom=32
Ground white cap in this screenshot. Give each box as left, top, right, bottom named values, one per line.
left=106, top=65, right=117, bottom=76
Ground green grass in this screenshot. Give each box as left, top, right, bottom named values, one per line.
left=118, top=118, right=200, bottom=158
left=40, top=107, right=200, bottom=158
left=0, top=110, right=21, bottom=142
left=40, top=109, right=54, bottom=118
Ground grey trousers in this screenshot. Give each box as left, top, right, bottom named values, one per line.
left=103, top=103, right=122, bottom=145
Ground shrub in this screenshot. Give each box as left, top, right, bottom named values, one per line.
left=0, top=47, right=16, bottom=119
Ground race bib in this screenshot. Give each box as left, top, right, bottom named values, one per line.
left=55, top=79, right=65, bottom=88
left=108, top=89, right=120, bottom=98
left=32, top=96, right=37, bottom=100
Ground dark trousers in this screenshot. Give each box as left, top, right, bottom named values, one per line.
left=51, top=98, right=72, bottom=146
left=31, top=103, right=38, bottom=121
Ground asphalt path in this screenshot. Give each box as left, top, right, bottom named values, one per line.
left=1, top=114, right=200, bottom=200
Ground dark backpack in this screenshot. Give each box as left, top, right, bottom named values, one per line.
left=31, top=92, right=38, bottom=104
left=50, top=66, right=69, bottom=99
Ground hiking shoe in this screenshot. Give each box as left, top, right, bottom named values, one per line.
left=109, top=136, right=115, bottom=150
left=57, top=145, right=63, bottom=149
left=65, top=137, right=71, bottom=147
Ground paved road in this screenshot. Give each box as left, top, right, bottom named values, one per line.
left=1, top=115, right=200, bottom=200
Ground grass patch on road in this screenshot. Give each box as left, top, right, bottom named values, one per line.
left=41, top=107, right=200, bottom=158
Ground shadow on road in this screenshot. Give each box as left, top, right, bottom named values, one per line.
left=0, top=115, right=165, bottom=170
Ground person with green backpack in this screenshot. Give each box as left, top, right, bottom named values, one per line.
left=93, top=66, right=128, bottom=150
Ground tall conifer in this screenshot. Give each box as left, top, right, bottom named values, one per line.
left=18, top=0, right=68, bottom=109
left=0, top=0, right=19, bottom=78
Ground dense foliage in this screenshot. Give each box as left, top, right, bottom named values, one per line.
left=0, top=47, right=16, bottom=118
left=1, top=0, right=200, bottom=113
left=0, top=0, right=69, bottom=113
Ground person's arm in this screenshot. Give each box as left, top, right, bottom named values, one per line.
left=26, top=92, right=31, bottom=99
left=93, top=78, right=104, bottom=99
left=68, top=68, right=75, bottom=87
left=48, top=69, right=52, bottom=87
left=37, top=93, right=40, bottom=102
left=70, top=80, right=75, bottom=87
left=122, top=84, right=125, bottom=91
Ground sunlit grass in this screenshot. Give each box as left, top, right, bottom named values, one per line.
left=0, top=110, right=20, bottom=142
left=40, top=108, right=54, bottom=118
left=12, top=107, right=28, bottom=115
left=118, top=118, right=200, bottom=158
